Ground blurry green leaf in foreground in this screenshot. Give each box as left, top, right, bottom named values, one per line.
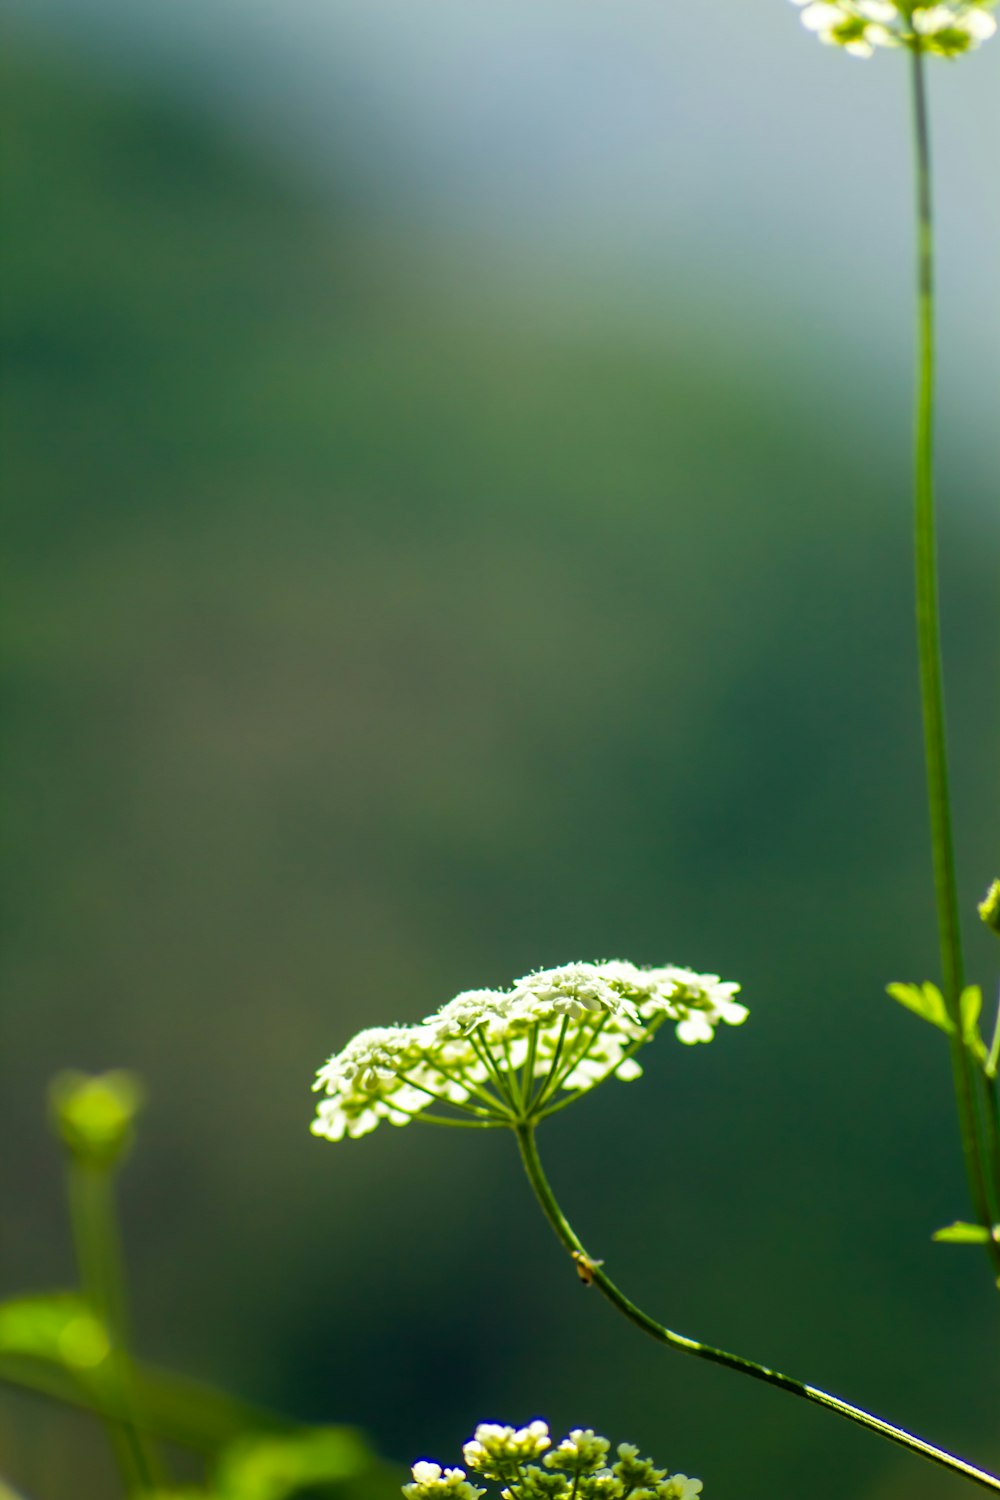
left=932, top=1221, right=1000, bottom=1244
left=0, top=1293, right=110, bottom=1371
left=215, top=1428, right=374, bottom=1500
left=885, top=981, right=955, bottom=1034
left=49, top=1070, right=145, bottom=1166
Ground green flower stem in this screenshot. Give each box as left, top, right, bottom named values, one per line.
left=409, top=1110, right=506, bottom=1129
left=536, top=1014, right=670, bottom=1119
left=909, top=45, right=1000, bottom=1259
left=67, top=1158, right=163, bottom=1493
left=533, top=1016, right=609, bottom=1113
left=425, top=1057, right=514, bottom=1116
left=396, top=1071, right=502, bottom=1119
left=514, top=1123, right=1000, bottom=1493
left=528, top=1017, right=569, bottom=1113
left=471, top=1030, right=515, bottom=1100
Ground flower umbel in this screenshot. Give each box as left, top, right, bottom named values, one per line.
left=412, top=1426, right=703, bottom=1500
left=791, top=0, right=997, bottom=56
left=310, top=961, right=747, bottom=1143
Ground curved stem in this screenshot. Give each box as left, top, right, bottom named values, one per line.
left=909, top=46, right=1000, bottom=1257
left=514, top=1124, right=1000, bottom=1493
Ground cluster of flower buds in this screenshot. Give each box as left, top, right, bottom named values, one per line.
left=791, top=0, right=997, bottom=56
left=404, top=1424, right=702, bottom=1500
left=310, top=961, right=746, bottom=1143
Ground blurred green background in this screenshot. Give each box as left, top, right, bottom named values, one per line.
left=1, top=3, right=999, bottom=1498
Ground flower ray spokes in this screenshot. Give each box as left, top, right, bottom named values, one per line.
left=311, top=961, right=747, bottom=1144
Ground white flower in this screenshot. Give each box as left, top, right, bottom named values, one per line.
left=661, top=1478, right=703, bottom=1500
left=510, top=964, right=640, bottom=1026
left=311, top=960, right=746, bottom=1141
left=430, top=989, right=515, bottom=1039
left=404, top=1462, right=487, bottom=1500
left=542, top=1429, right=610, bottom=1474
left=463, top=1421, right=552, bottom=1475
left=790, top=0, right=996, bottom=54
left=913, top=2, right=997, bottom=49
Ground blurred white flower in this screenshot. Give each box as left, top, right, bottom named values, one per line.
left=790, top=0, right=996, bottom=55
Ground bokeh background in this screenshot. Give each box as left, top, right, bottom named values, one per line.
left=1, top=2, right=998, bottom=1497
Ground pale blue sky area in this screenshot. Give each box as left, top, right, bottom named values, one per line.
left=5, top=0, right=998, bottom=447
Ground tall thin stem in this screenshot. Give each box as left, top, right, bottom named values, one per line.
left=68, top=1160, right=163, bottom=1493
left=514, top=1124, right=1000, bottom=1493
left=909, top=46, right=1000, bottom=1258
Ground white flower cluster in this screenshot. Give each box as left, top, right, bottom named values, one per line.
left=404, top=1464, right=486, bottom=1500
left=791, top=0, right=997, bottom=56
left=311, top=962, right=746, bottom=1143
left=463, top=1421, right=553, bottom=1478
left=406, top=1424, right=703, bottom=1500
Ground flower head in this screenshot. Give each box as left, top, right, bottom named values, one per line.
left=542, top=1430, right=610, bottom=1477
left=464, top=1422, right=552, bottom=1479
left=311, top=960, right=745, bottom=1143
left=404, top=1463, right=487, bottom=1500
left=790, top=0, right=996, bottom=56
left=409, top=1426, right=703, bottom=1500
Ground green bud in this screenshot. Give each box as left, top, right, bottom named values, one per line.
left=49, top=1070, right=144, bottom=1167
left=978, top=879, right=1000, bottom=937
left=543, top=1432, right=611, bottom=1478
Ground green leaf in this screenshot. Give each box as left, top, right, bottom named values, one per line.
left=886, top=981, right=955, bottom=1034
left=216, top=1429, right=373, bottom=1500
left=959, top=985, right=987, bottom=1062
left=0, top=1294, right=109, bottom=1372
left=932, top=1221, right=994, bottom=1244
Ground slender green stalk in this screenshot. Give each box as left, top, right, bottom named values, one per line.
left=424, top=1057, right=514, bottom=1115
left=470, top=1030, right=514, bottom=1100
left=67, top=1160, right=163, bottom=1493
left=528, top=1017, right=569, bottom=1114
left=514, top=1124, right=1000, bottom=1493
left=908, top=46, right=1000, bottom=1259
left=396, top=1071, right=501, bottom=1119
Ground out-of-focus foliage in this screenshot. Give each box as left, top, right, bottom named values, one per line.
left=1, top=21, right=999, bottom=1500
left=0, top=1077, right=398, bottom=1499
left=0, top=1295, right=110, bottom=1373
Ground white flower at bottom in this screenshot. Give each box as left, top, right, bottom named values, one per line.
left=661, top=1479, right=703, bottom=1500
left=408, top=1425, right=707, bottom=1500
left=403, top=1463, right=486, bottom=1500
left=463, top=1421, right=552, bottom=1476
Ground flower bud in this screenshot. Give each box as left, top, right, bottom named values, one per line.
left=49, top=1070, right=144, bottom=1167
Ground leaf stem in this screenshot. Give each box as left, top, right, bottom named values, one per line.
left=908, top=45, right=1000, bottom=1260
left=514, top=1123, right=1000, bottom=1492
